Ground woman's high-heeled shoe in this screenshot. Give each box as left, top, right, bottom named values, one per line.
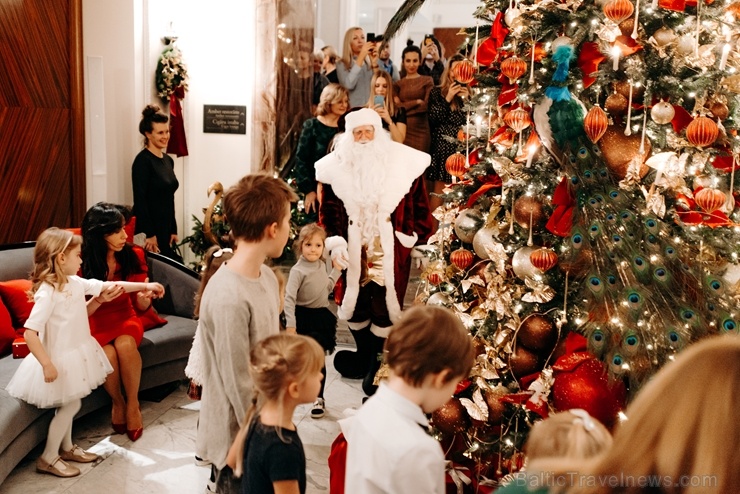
left=126, top=427, right=143, bottom=442
left=112, top=422, right=126, bottom=435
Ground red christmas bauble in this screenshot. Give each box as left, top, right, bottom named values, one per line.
left=450, top=248, right=474, bottom=270
left=513, top=195, right=545, bottom=229
left=503, top=107, right=532, bottom=133
left=431, top=397, right=469, bottom=435
left=686, top=116, right=718, bottom=147
left=694, top=188, right=726, bottom=212
left=445, top=152, right=467, bottom=178
left=427, top=272, right=443, bottom=285
left=551, top=353, right=627, bottom=430
left=452, top=59, right=476, bottom=84
left=484, top=388, right=508, bottom=425
left=584, top=105, right=609, bottom=144
left=603, top=0, right=634, bottom=23
left=517, top=314, right=558, bottom=352
left=530, top=247, right=558, bottom=272
left=500, top=56, right=527, bottom=84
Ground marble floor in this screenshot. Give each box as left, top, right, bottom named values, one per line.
left=0, top=349, right=366, bottom=494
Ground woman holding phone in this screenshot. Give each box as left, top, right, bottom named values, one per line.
left=393, top=43, right=434, bottom=152
left=366, top=70, right=406, bottom=143
left=336, top=27, right=378, bottom=108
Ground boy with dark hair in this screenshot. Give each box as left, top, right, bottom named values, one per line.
left=340, top=305, right=474, bottom=494
left=198, top=173, right=297, bottom=493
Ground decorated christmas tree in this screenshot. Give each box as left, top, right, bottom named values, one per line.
left=386, top=0, right=740, bottom=488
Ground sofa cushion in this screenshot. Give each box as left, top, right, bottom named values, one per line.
left=0, top=280, right=33, bottom=330
left=0, top=303, right=14, bottom=357
left=138, top=315, right=196, bottom=370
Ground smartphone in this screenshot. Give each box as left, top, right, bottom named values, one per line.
left=373, top=95, right=385, bottom=107
left=367, top=32, right=375, bottom=43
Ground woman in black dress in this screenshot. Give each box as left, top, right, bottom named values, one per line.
left=427, top=54, right=470, bottom=215
left=131, top=105, right=180, bottom=261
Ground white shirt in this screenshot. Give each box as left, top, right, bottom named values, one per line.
left=340, top=383, right=446, bottom=494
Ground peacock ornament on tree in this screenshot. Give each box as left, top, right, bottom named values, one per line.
left=383, top=0, right=740, bottom=488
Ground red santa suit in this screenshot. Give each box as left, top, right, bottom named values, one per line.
left=315, top=108, right=433, bottom=388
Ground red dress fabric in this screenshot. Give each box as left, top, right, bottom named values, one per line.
left=88, top=247, right=148, bottom=347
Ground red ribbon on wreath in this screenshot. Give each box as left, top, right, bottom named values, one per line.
left=167, top=86, right=189, bottom=157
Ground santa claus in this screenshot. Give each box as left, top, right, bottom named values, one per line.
left=316, top=108, right=434, bottom=395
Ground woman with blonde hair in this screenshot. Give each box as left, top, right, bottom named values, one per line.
left=336, top=27, right=378, bottom=107
left=495, top=409, right=612, bottom=494
left=291, top=83, right=349, bottom=217
left=570, top=335, right=740, bottom=494
left=366, top=70, right=406, bottom=143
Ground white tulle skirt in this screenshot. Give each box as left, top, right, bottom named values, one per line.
left=184, top=323, right=204, bottom=386
left=6, top=338, right=113, bottom=409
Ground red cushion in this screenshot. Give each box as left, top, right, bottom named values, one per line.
left=137, top=306, right=167, bottom=331
left=0, top=280, right=34, bottom=329
left=0, top=301, right=15, bottom=357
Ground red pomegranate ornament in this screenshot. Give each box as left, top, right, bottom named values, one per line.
left=603, top=0, right=634, bottom=23
left=694, top=188, right=726, bottom=212
left=530, top=248, right=558, bottom=272
left=452, top=59, right=476, bottom=84
left=584, top=105, right=609, bottom=143
left=450, top=248, right=474, bottom=271
left=500, top=56, right=527, bottom=84
left=445, top=152, right=467, bottom=178
left=686, top=116, right=719, bottom=147
left=503, top=107, right=532, bottom=133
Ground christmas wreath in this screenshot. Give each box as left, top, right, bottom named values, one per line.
left=156, top=46, right=189, bottom=101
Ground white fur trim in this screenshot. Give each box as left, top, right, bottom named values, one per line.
left=345, top=107, right=383, bottom=133
left=370, top=323, right=391, bottom=338
left=394, top=231, right=418, bottom=249
left=347, top=319, right=371, bottom=330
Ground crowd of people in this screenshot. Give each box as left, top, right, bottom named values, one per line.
left=4, top=26, right=738, bottom=494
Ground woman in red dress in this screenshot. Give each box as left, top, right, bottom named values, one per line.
left=82, top=202, right=159, bottom=441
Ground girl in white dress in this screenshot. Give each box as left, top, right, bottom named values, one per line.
left=6, top=228, right=165, bottom=478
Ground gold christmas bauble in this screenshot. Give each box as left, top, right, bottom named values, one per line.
left=651, top=100, right=675, bottom=125
left=513, top=196, right=545, bottom=229
left=431, top=398, right=469, bottom=435
left=710, top=102, right=729, bottom=121
left=484, top=387, right=509, bottom=425
left=605, top=92, right=629, bottom=115
left=614, top=81, right=644, bottom=101
left=517, top=314, right=558, bottom=352
left=651, top=26, right=677, bottom=47
left=676, top=34, right=696, bottom=55
left=599, top=125, right=651, bottom=179
left=509, top=345, right=540, bottom=378
left=618, top=18, right=635, bottom=38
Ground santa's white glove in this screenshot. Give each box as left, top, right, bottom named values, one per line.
left=394, top=231, right=418, bottom=249
left=324, top=235, right=349, bottom=269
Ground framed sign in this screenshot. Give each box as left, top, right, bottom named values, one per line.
left=203, top=105, right=246, bottom=134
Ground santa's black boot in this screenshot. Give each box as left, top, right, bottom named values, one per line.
left=333, top=326, right=373, bottom=379
left=361, top=333, right=386, bottom=397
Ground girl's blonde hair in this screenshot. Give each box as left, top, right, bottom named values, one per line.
left=521, top=410, right=612, bottom=493
left=271, top=266, right=287, bottom=316
left=366, top=70, right=397, bottom=117
left=30, top=228, right=82, bottom=294
left=193, top=245, right=234, bottom=319
left=341, top=26, right=365, bottom=70
left=316, top=83, right=349, bottom=117
left=439, top=54, right=467, bottom=111
left=571, top=335, right=740, bottom=494
left=292, top=222, right=327, bottom=258
left=233, top=334, right=324, bottom=477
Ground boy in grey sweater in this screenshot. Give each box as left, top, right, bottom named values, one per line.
left=198, top=174, right=297, bottom=493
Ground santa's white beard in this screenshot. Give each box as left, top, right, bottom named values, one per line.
left=333, top=131, right=390, bottom=244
